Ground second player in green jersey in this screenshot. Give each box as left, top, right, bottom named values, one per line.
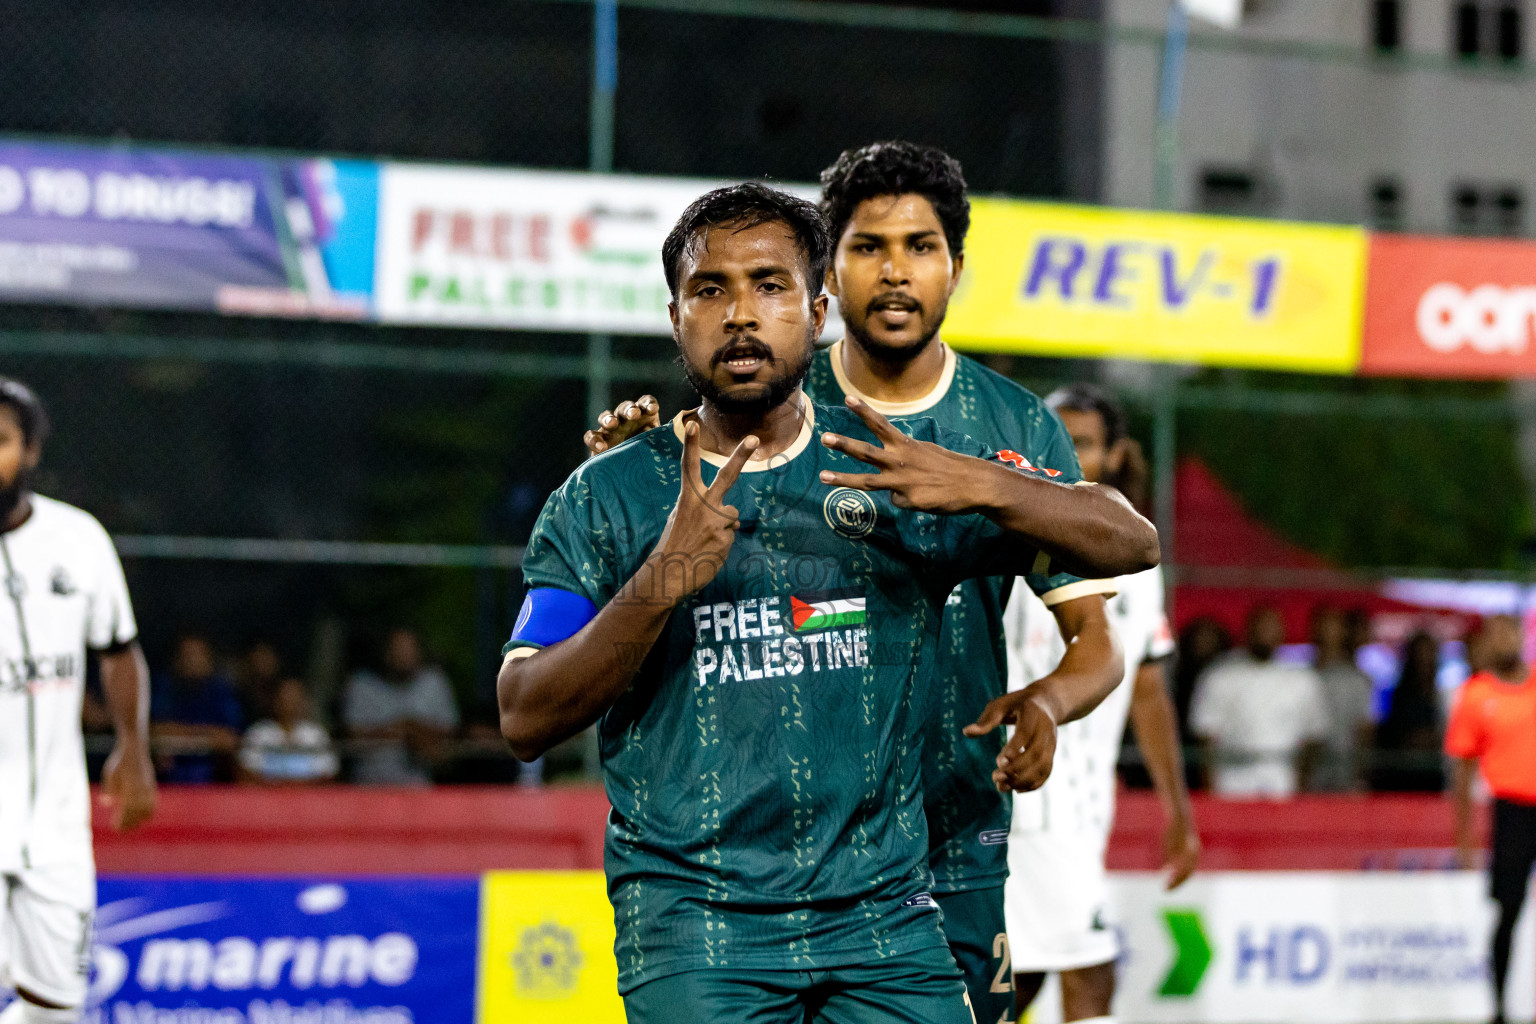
left=504, top=184, right=1154, bottom=1022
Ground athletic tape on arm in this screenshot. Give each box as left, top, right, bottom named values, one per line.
left=509, top=588, right=598, bottom=649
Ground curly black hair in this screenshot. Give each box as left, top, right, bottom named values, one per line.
left=0, top=377, right=49, bottom=447
left=818, top=141, right=970, bottom=256
left=661, top=183, right=832, bottom=300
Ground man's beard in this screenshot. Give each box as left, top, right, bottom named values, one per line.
left=844, top=291, right=947, bottom=362
left=0, top=470, right=29, bottom=524
left=682, top=332, right=815, bottom=417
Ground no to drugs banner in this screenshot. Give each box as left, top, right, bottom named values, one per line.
left=0, top=141, right=377, bottom=319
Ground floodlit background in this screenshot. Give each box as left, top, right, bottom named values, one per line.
left=3, top=1, right=1536, bottom=1022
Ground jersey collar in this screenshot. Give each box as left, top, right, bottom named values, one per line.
left=828, top=338, right=957, bottom=417
left=670, top=400, right=817, bottom=472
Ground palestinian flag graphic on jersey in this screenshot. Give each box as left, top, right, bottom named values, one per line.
left=791, top=590, right=867, bottom=632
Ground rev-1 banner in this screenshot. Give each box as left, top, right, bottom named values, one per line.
left=0, top=141, right=377, bottom=319
left=81, top=877, right=479, bottom=1024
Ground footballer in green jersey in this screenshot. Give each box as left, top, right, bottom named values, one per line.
left=503, top=183, right=1153, bottom=1023
left=584, top=142, right=1141, bottom=1023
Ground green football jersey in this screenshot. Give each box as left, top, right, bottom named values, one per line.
left=805, top=340, right=1109, bottom=893
left=512, top=400, right=1089, bottom=993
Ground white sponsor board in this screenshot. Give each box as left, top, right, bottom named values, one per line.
left=375, top=164, right=840, bottom=337
left=1027, top=872, right=1534, bottom=1024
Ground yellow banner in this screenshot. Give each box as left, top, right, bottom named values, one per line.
left=944, top=199, right=1367, bottom=373
left=477, top=870, right=625, bottom=1024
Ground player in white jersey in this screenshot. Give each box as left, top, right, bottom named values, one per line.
left=0, top=379, right=156, bottom=1024
left=1003, top=384, right=1199, bottom=1024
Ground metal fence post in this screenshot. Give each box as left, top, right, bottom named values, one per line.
left=582, top=0, right=620, bottom=780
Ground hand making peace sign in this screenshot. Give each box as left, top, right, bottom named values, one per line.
left=819, top=395, right=998, bottom=515
left=645, top=418, right=758, bottom=603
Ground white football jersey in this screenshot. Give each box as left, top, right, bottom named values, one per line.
left=0, top=495, right=137, bottom=879
left=1004, top=564, right=1173, bottom=840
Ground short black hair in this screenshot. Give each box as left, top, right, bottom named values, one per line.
left=661, top=183, right=832, bottom=299
left=819, top=141, right=971, bottom=256
left=1046, top=383, right=1127, bottom=447
left=0, top=377, right=50, bottom=447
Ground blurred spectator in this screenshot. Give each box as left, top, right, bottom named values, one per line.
left=437, top=707, right=527, bottom=785
left=1173, top=616, right=1232, bottom=738
left=239, top=677, right=339, bottom=785
left=1374, top=630, right=1448, bottom=792
left=1446, top=614, right=1536, bottom=1024
left=1190, top=606, right=1330, bottom=799
left=343, top=627, right=459, bottom=785
left=1310, top=606, right=1376, bottom=792
left=150, top=633, right=244, bottom=783
left=233, top=639, right=285, bottom=724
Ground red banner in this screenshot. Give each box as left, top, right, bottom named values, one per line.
left=1362, top=233, right=1536, bottom=377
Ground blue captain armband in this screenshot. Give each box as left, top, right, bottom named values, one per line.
left=505, top=587, right=599, bottom=652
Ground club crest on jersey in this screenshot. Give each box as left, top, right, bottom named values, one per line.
left=995, top=450, right=1062, bottom=477
left=823, top=487, right=877, bottom=539
left=51, top=567, right=76, bottom=596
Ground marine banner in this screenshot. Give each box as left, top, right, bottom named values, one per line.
left=79, top=877, right=479, bottom=1024
left=943, top=200, right=1368, bottom=373
left=0, top=140, right=377, bottom=318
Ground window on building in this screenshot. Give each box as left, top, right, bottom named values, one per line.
left=1457, top=2, right=1483, bottom=56
left=1452, top=184, right=1483, bottom=232
left=1495, top=188, right=1525, bottom=234
left=1450, top=183, right=1527, bottom=236
left=1453, top=2, right=1524, bottom=59
left=1498, top=3, right=1524, bottom=58
left=1373, top=0, right=1403, bottom=51
left=1198, top=168, right=1265, bottom=216
left=1371, top=178, right=1405, bottom=230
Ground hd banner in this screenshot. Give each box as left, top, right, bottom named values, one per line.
left=943, top=199, right=1368, bottom=374
left=79, top=877, right=479, bottom=1024
left=0, top=140, right=377, bottom=318
left=1060, top=871, right=1534, bottom=1024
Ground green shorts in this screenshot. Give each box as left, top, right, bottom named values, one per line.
left=622, top=945, right=974, bottom=1024
left=936, top=886, right=1013, bottom=1024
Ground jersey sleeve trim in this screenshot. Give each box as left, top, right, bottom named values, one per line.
left=501, top=644, right=542, bottom=663
left=89, top=635, right=139, bottom=655
left=1038, top=578, right=1118, bottom=607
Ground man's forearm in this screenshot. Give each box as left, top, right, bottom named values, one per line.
left=971, top=460, right=1159, bottom=579
left=498, top=558, right=679, bottom=761
left=99, top=645, right=150, bottom=751
left=1028, top=597, right=1123, bottom=727
left=1130, top=661, right=1194, bottom=826
left=1452, top=758, right=1477, bottom=857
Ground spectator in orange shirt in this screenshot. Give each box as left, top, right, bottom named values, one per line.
left=1446, top=614, right=1536, bottom=1024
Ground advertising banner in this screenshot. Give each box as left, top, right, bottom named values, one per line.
left=81, top=877, right=478, bottom=1024
left=0, top=141, right=377, bottom=318
left=476, top=870, right=624, bottom=1023
left=1360, top=233, right=1536, bottom=378
left=375, top=165, right=711, bottom=333
left=1098, top=871, right=1535, bottom=1024
left=373, top=165, right=840, bottom=338
left=943, top=199, right=1368, bottom=373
